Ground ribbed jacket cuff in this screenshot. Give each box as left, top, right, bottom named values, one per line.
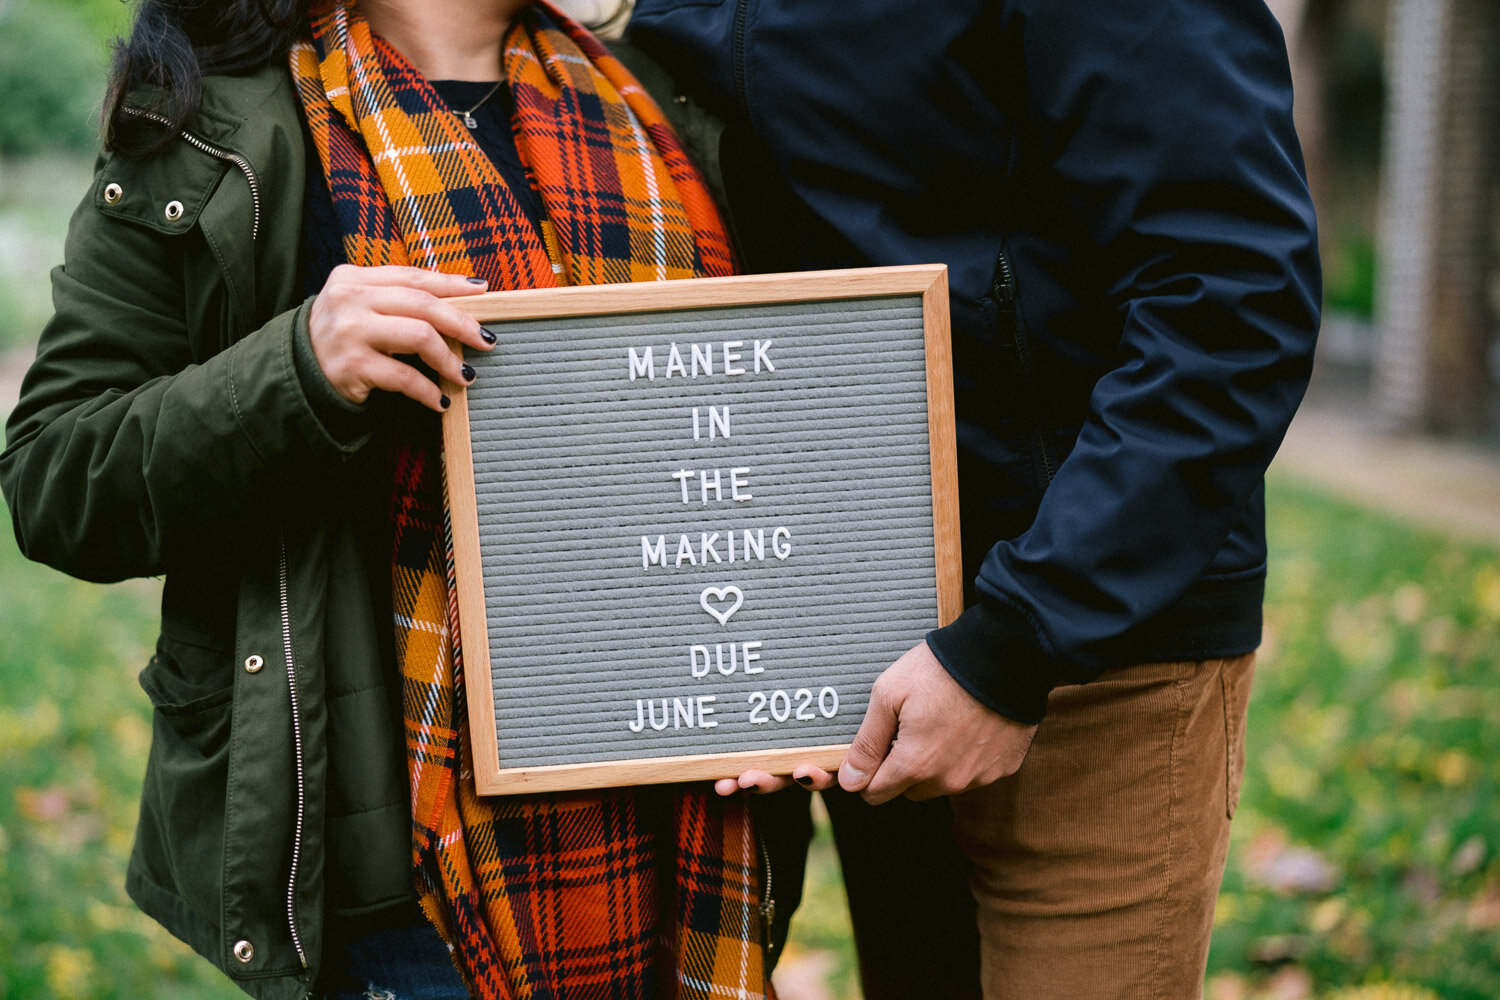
left=925, top=600, right=1062, bottom=725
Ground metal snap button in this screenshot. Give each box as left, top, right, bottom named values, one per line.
left=233, top=939, right=254, bottom=964
left=103, top=183, right=124, bottom=205
left=244, top=654, right=264, bottom=674
left=164, top=200, right=185, bottom=222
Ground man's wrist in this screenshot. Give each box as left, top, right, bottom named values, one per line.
left=925, top=600, right=1061, bottom=725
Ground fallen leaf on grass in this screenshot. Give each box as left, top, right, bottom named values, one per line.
left=13, top=784, right=106, bottom=848
left=1321, top=985, right=1442, bottom=1000
left=44, top=944, right=96, bottom=1000
left=1261, top=965, right=1313, bottom=1000
left=1450, top=834, right=1487, bottom=876
left=1400, top=867, right=1441, bottom=905
left=1208, top=972, right=1249, bottom=1000
left=1390, top=583, right=1427, bottom=625
left=1466, top=880, right=1500, bottom=931
left=1244, top=829, right=1338, bottom=894
left=1431, top=749, right=1476, bottom=787
left=16, top=784, right=69, bottom=822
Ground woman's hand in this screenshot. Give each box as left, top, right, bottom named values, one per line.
left=714, top=765, right=837, bottom=797
left=309, top=264, right=496, bottom=411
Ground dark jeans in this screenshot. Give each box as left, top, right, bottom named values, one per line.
left=753, top=788, right=982, bottom=1000
left=313, top=900, right=471, bottom=1000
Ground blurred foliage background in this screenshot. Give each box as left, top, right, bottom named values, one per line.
left=0, top=0, right=125, bottom=158
left=1, top=1, right=1498, bottom=999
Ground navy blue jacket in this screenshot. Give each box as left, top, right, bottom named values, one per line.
left=629, top=0, right=1321, bottom=723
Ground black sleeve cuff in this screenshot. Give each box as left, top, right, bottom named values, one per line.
left=925, top=599, right=1064, bottom=725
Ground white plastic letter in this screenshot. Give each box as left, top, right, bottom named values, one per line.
left=700, top=532, right=723, bottom=564
left=723, top=341, right=745, bottom=375
left=627, top=346, right=654, bottom=381
left=691, top=342, right=714, bottom=377
left=700, top=469, right=723, bottom=503
left=671, top=468, right=694, bottom=503
left=709, top=405, right=731, bottom=439
left=772, top=527, right=792, bottom=559
left=665, top=342, right=688, bottom=378
left=743, top=529, right=765, bottom=561
left=753, top=339, right=775, bottom=373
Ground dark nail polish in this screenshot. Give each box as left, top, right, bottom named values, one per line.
left=460, top=363, right=476, bottom=382
left=439, top=394, right=451, bottom=410
left=479, top=327, right=496, bottom=344
left=795, top=775, right=814, bottom=787
left=466, top=276, right=487, bottom=285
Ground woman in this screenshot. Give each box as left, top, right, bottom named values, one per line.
left=0, top=1, right=772, bottom=997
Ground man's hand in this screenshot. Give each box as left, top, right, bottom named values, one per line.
left=838, top=642, right=1039, bottom=805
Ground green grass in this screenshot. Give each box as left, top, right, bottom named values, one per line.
left=1, top=473, right=1497, bottom=999
left=1206, top=475, right=1500, bottom=1000
left=783, top=474, right=1500, bottom=1000
left=0, top=523, right=240, bottom=1000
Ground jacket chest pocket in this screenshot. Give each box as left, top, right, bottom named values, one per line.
left=96, top=146, right=227, bottom=237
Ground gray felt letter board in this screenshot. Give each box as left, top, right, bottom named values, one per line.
left=444, top=265, right=960, bottom=794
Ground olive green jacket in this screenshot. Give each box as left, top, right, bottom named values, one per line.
left=1, top=65, right=410, bottom=999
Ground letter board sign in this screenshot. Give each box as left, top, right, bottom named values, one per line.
left=444, top=265, right=960, bottom=794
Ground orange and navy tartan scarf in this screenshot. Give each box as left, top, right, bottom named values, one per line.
left=291, top=5, right=764, bottom=998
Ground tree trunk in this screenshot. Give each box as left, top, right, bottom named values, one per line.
left=1373, top=0, right=1499, bottom=436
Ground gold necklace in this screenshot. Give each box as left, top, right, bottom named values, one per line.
left=453, top=80, right=504, bottom=129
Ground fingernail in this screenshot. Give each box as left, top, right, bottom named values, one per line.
left=466, top=276, right=486, bottom=286
left=795, top=775, right=814, bottom=787
left=479, top=328, right=497, bottom=345
left=440, top=394, right=451, bottom=410
left=460, top=363, right=476, bottom=382
left=839, top=762, right=866, bottom=786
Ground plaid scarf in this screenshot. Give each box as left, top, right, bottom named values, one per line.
left=291, top=6, right=762, bottom=998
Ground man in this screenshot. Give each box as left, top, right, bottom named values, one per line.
left=622, top=0, right=1321, bottom=996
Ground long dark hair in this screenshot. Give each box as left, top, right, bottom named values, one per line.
left=105, top=0, right=310, bottom=157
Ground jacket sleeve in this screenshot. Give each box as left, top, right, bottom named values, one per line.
left=0, top=173, right=368, bottom=584
left=926, top=0, right=1322, bottom=722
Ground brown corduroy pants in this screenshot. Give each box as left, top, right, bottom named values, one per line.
left=952, top=655, right=1255, bottom=1000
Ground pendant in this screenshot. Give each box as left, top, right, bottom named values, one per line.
left=462, top=112, right=478, bottom=129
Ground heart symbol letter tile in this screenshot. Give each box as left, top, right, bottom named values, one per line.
left=700, top=585, right=744, bottom=626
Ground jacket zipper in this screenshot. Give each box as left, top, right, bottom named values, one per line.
left=757, top=825, right=775, bottom=957
left=118, top=106, right=264, bottom=242
left=276, top=538, right=310, bottom=970
left=994, top=248, right=1057, bottom=485
left=731, top=0, right=752, bottom=124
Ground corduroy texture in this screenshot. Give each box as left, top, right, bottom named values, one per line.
left=291, top=5, right=762, bottom=998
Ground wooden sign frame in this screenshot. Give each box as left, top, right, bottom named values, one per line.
left=444, top=264, right=960, bottom=794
